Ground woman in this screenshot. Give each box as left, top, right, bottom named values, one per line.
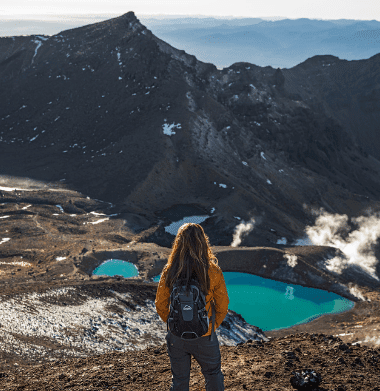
left=155, top=223, right=229, bottom=391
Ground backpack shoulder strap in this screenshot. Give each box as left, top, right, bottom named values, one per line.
left=210, top=301, right=216, bottom=341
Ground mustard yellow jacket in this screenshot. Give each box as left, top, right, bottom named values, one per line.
left=155, top=261, right=229, bottom=336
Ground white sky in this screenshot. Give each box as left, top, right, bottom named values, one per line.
left=1, top=0, right=379, bottom=21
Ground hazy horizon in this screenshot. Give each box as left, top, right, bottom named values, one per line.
left=1, top=13, right=379, bottom=22
left=1, top=0, right=379, bottom=21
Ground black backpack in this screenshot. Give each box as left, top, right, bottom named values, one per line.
left=167, top=279, right=214, bottom=340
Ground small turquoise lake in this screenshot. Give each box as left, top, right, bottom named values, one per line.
left=93, top=261, right=353, bottom=331
left=93, top=259, right=139, bottom=278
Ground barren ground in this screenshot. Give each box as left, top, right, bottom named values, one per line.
left=1, top=333, right=380, bottom=390
left=1, top=186, right=380, bottom=390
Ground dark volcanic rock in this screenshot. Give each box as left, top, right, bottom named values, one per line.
left=290, top=369, right=322, bottom=390
left=282, top=54, right=380, bottom=161
left=1, top=12, right=380, bottom=243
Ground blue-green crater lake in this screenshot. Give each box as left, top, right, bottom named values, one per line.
left=224, top=272, right=353, bottom=331
left=94, top=261, right=353, bottom=331
left=93, top=259, right=139, bottom=278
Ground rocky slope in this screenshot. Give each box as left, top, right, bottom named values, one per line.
left=1, top=333, right=380, bottom=390
left=1, top=12, right=380, bottom=246
left=282, top=54, right=380, bottom=161
left=0, top=277, right=266, bottom=367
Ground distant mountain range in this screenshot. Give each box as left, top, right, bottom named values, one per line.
left=1, top=12, right=380, bottom=249
left=1, top=14, right=379, bottom=68
left=143, top=17, right=380, bottom=68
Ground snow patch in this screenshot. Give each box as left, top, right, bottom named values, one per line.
left=85, top=218, right=110, bottom=225
left=277, top=237, right=287, bottom=245
left=363, top=335, right=380, bottom=345
left=260, top=152, right=266, bottom=159
left=164, top=215, right=209, bottom=236
left=0, top=238, right=11, bottom=245
left=162, top=122, right=181, bottom=136
left=0, top=261, right=31, bottom=267
left=31, top=39, right=44, bottom=64
left=90, top=212, right=107, bottom=216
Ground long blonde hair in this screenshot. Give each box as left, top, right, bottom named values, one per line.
left=165, top=223, right=217, bottom=294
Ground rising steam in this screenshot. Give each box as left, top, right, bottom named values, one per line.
left=347, top=284, right=368, bottom=301
left=305, top=209, right=380, bottom=280
left=231, top=218, right=256, bottom=247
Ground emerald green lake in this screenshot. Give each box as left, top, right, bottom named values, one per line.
left=93, top=259, right=139, bottom=278
left=154, top=272, right=353, bottom=331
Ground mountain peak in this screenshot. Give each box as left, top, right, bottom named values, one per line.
left=122, top=11, right=137, bottom=19
left=87, top=11, right=145, bottom=36
left=116, top=11, right=139, bottom=24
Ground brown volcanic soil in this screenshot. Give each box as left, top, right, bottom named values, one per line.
left=1, top=185, right=380, bottom=351
left=1, top=333, right=380, bottom=390
left=1, top=185, right=380, bottom=391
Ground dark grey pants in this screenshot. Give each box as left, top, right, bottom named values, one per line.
left=166, top=331, right=224, bottom=391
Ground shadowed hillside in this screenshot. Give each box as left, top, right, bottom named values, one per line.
left=1, top=12, right=380, bottom=246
